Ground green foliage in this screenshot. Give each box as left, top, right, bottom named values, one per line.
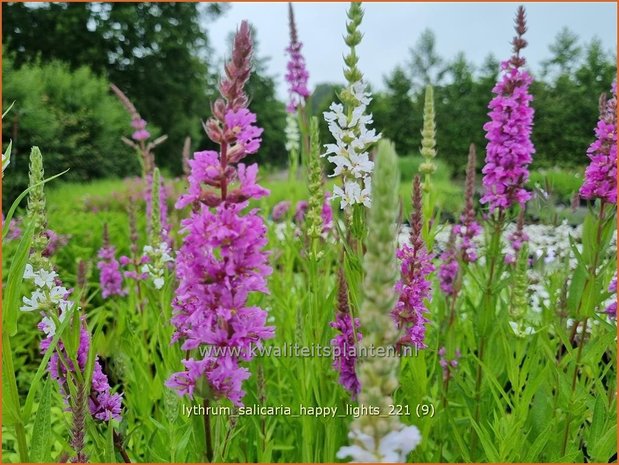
left=2, top=2, right=227, bottom=175
left=2, top=56, right=139, bottom=207
left=372, top=67, right=418, bottom=156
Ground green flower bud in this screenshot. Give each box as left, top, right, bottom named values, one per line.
left=354, top=139, right=402, bottom=433
left=149, top=167, right=162, bottom=247
left=419, top=85, right=437, bottom=191
left=305, top=117, right=324, bottom=240
left=26, top=147, right=50, bottom=270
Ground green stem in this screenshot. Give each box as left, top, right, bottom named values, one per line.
left=561, top=317, right=588, bottom=456
left=471, top=212, right=504, bottom=457
left=203, top=398, right=213, bottom=462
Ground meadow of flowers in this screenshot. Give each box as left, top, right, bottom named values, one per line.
left=2, top=3, right=617, bottom=463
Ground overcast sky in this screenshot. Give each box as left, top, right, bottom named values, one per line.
left=206, top=2, right=617, bottom=100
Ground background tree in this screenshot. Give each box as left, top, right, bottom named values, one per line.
left=408, top=29, right=447, bottom=90
left=373, top=67, right=418, bottom=156
left=541, top=27, right=582, bottom=78
left=3, top=2, right=227, bottom=174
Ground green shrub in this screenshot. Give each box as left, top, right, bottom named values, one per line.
left=527, top=167, right=584, bottom=203
left=2, top=56, right=140, bottom=208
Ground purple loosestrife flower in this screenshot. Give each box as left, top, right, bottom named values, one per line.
left=24, top=267, right=123, bottom=423
left=321, top=192, right=334, bottom=235
left=97, top=224, right=126, bottom=299
left=285, top=2, right=310, bottom=113
left=111, top=83, right=166, bottom=175
left=294, top=200, right=308, bottom=223
left=392, top=177, right=434, bottom=349
left=580, top=81, right=617, bottom=204
left=42, top=229, right=69, bottom=257
left=505, top=209, right=528, bottom=264
left=606, top=273, right=617, bottom=318
left=90, top=358, right=123, bottom=421
left=131, top=117, right=150, bottom=141
left=438, top=347, right=461, bottom=382
left=454, top=144, right=482, bottom=263
left=271, top=201, right=291, bottom=222
left=438, top=227, right=459, bottom=297
left=3, top=215, right=22, bottom=241
left=168, top=21, right=273, bottom=406
left=330, top=270, right=361, bottom=398
left=481, top=7, right=535, bottom=213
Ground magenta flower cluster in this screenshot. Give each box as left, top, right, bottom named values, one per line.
left=285, top=3, right=310, bottom=112
left=90, top=357, right=124, bottom=421
left=453, top=222, right=481, bottom=263
left=438, top=230, right=459, bottom=297
left=438, top=347, right=461, bottom=381
left=393, top=243, right=434, bottom=349
left=606, top=273, right=617, bottom=318
left=41, top=317, right=122, bottom=422
left=481, top=61, right=535, bottom=213
left=392, top=178, right=434, bottom=349
left=271, top=200, right=291, bottom=222
left=97, top=244, right=126, bottom=299
left=579, top=81, right=617, bottom=204
left=42, top=229, right=69, bottom=258
left=330, top=311, right=362, bottom=398
left=131, top=117, right=150, bottom=141
left=167, top=21, right=274, bottom=406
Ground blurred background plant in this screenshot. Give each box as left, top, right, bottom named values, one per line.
left=2, top=3, right=616, bottom=211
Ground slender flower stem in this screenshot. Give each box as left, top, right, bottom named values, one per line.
left=204, top=398, right=214, bottom=462
left=471, top=211, right=504, bottom=457
left=112, top=430, right=132, bottom=463
left=561, top=201, right=607, bottom=455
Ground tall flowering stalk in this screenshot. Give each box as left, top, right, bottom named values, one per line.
left=305, top=117, right=330, bottom=242
left=579, top=81, right=617, bottom=205
left=110, top=83, right=167, bottom=177
left=322, top=2, right=380, bottom=213
left=454, top=144, right=482, bottom=263
left=438, top=226, right=459, bottom=298
left=284, top=2, right=310, bottom=182
left=330, top=269, right=361, bottom=398
left=337, top=140, right=421, bottom=462
left=418, top=85, right=438, bottom=244
left=472, top=8, right=534, bottom=455
left=167, top=21, right=273, bottom=429
left=285, top=2, right=310, bottom=113
left=419, top=85, right=437, bottom=188
left=20, top=147, right=123, bottom=461
left=141, top=168, right=174, bottom=290
left=561, top=80, right=618, bottom=454
left=392, top=176, right=434, bottom=349
left=481, top=6, right=534, bottom=214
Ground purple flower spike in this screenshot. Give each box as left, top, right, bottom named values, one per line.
left=579, top=81, right=617, bottom=204
left=97, top=224, right=126, bottom=299
left=392, top=177, right=434, bottom=349
left=438, top=227, right=459, bottom=297
left=481, top=6, right=535, bottom=213
left=168, top=20, right=273, bottom=407
left=285, top=3, right=310, bottom=113
left=330, top=270, right=361, bottom=398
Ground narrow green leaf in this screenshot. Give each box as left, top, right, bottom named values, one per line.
left=3, top=221, right=34, bottom=336
left=29, top=379, right=52, bottom=463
